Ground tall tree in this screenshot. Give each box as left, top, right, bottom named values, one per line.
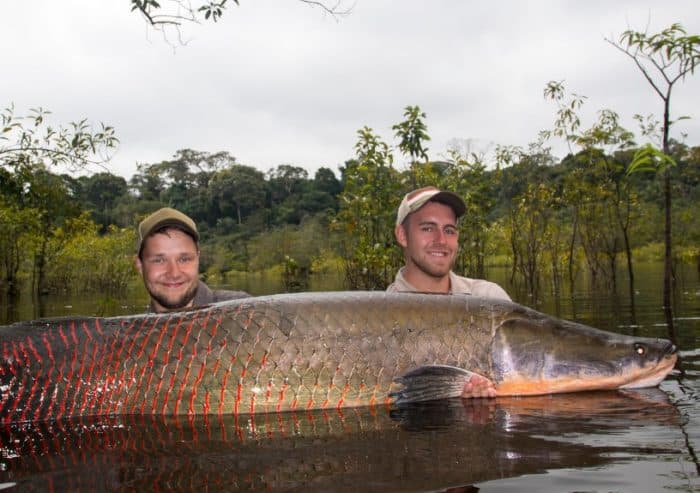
left=209, top=164, right=267, bottom=226
left=76, top=172, right=129, bottom=230
left=607, top=23, right=700, bottom=315
left=393, top=105, right=431, bottom=188
left=336, top=127, right=400, bottom=289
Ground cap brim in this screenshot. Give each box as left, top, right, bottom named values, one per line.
left=149, top=219, right=199, bottom=240
left=429, top=191, right=466, bottom=218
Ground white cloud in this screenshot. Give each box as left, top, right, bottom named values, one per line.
left=2, top=1, right=698, bottom=179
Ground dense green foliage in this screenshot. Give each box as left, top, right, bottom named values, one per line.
left=1, top=102, right=698, bottom=304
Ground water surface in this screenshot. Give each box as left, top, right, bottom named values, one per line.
left=1, top=264, right=699, bottom=492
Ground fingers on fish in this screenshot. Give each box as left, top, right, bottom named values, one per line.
left=391, top=365, right=496, bottom=405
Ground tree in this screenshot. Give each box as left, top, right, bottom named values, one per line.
left=129, top=149, right=237, bottom=226
left=75, top=172, right=129, bottom=230
left=209, top=164, right=267, bottom=226
left=45, top=215, right=135, bottom=298
left=441, top=149, right=494, bottom=279
left=607, top=23, right=700, bottom=315
left=0, top=200, right=40, bottom=295
left=504, top=182, right=558, bottom=303
left=543, top=81, right=639, bottom=309
left=313, top=167, right=342, bottom=197
left=393, top=105, right=431, bottom=189
left=130, top=0, right=353, bottom=39
left=267, top=164, right=309, bottom=208
left=336, top=127, right=401, bottom=289
left=1, top=105, right=119, bottom=296
left=1, top=105, right=118, bottom=172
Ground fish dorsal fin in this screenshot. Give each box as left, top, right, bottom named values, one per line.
left=391, top=365, right=492, bottom=405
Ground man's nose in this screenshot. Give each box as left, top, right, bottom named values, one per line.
left=164, top=259, right=182, bottom=275
left=433, top=229, right=447, bottom=243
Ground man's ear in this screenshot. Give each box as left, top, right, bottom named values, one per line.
left=134, top=255, right=143, bottom=275
left=395, top=223, right=408, bottom=248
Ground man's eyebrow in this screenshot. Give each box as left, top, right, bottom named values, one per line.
left=417, top=220, right=457, bottom=228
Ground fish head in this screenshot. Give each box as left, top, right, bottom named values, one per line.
left=491, top=313, right=678, bottom=396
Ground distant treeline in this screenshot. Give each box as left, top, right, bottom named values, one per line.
left=1, top=108, right=698, bottom=306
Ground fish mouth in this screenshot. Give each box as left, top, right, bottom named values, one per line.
left=495, top=353, right=679, bottom=396
left=620, top=352, right=678, bottom=389
left=492, top=316, right=679, bottom=397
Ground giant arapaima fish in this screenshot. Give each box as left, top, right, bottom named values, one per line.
left=0, top=291, right=677, bottom=423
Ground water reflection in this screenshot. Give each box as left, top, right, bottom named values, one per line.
left=0, top=390, right=684, bottom=493
left=1, top=264, right=698, bottom=491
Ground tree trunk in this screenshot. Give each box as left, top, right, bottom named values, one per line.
left=34, top=239, right=48, bottom=297
left=622, top=228, right=636, bottom=325
left=568, top=209, right=578, bottom=294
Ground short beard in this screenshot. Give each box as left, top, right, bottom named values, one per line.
left=150, top=282, right=199, bottom=311
left=409, top=253, right=453, bottom=279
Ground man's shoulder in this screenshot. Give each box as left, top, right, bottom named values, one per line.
left=196, top=281, right=250, bottom=305
left=211, top=289, right=251, bottom=302
left=386, top=268, right=413, bottom=292
left=450, top=273, right=511, bottom=301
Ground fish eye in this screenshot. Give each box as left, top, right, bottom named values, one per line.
left=634, top=343, right=646, bottom=356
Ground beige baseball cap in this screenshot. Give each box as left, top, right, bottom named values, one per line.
left=137, top=207, right=199, bottom=254
left=396, top=186, right=466, bottom=226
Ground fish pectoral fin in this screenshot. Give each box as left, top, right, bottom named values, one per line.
left=391, top=365, right=493, bottom=405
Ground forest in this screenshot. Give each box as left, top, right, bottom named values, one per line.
left=1, top=97, right=698, bottom=307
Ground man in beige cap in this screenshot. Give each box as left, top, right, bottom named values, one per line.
left=135, top=207, right=249, bottom=313
left=388, top=186, right=510, bottom=398
left=387, top=186, right=510, bottom=300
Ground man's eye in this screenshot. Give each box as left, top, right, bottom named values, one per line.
left=445, top=228, right=457, bottom=235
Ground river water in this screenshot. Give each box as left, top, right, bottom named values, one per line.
left=1, top=263, right=699, bottom=492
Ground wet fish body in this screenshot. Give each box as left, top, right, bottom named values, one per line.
left=0, top=292, right=677, bottom=423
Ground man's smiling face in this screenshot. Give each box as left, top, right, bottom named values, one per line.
left=397, top=200, right=459, bottom=281
left=135, top=227, right=200, bottom=312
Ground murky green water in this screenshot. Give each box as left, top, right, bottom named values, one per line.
left=1, top=263, right=699, bottom=492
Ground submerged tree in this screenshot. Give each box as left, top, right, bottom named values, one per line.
left=336, top=127, right=400, bottom=289
left=543, top=82, right=638, bottom=310
left=607, top=23, right=700, bottom=315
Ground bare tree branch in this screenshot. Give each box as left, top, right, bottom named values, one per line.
left=132, top=0, right=353, bottom=27
left=605, top=39, right=668, bottom=102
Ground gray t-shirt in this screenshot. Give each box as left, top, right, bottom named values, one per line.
left=386, top=267, right=511, bottom=301
left=146, top=280, right=250, bottom=313
left=191, top=280, right=250, bottom=306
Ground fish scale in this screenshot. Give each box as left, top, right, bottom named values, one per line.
left=0, top=291, right=677, bottom=423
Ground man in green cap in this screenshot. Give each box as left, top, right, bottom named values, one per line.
left=135, top=207, right=250, bottom=313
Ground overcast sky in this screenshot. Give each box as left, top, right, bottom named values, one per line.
left=3, top=1, right=699, bottom=180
